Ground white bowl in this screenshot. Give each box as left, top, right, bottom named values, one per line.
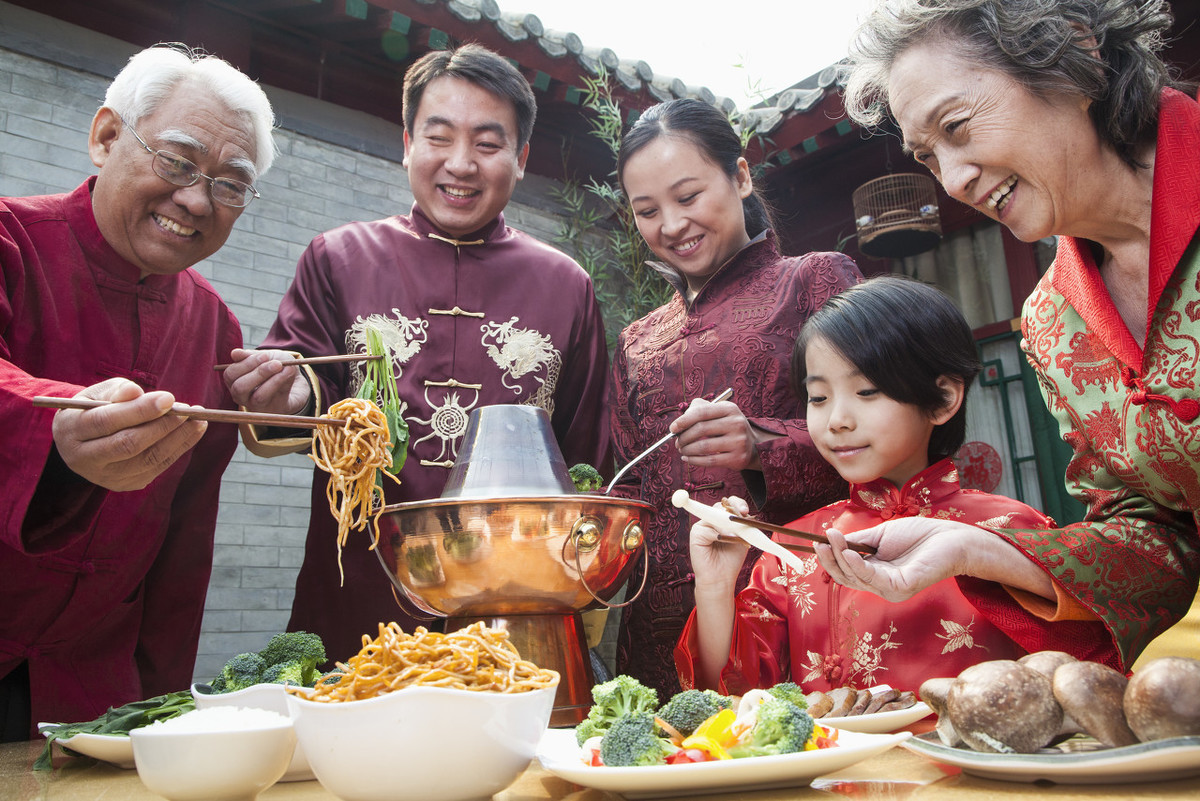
left=130, top=710, right=295, bottom=801
left=286, top=682, right=557, bottom=801
left=191, top=683, right=314, bottom=781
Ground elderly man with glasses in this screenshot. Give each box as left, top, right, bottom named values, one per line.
left=0, top=44, right=276, bottom=740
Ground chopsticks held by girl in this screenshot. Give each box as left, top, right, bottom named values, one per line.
left=679, top=276, right=1114, bottom=697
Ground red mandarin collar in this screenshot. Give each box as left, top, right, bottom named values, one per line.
left=1049, top=88, right=1200, bottom=370
left=848, top=458, right=962, bottom=520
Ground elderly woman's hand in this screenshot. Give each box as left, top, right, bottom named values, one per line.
left=221, top=347, right=312, bottom=415
left=671, top=397, right=766, bottom=471
left=815, top=518, right=1056, bottom=602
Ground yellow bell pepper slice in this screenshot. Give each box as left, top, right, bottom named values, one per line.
left=691, top=708, right=739, bottom=746
left=679, top=733, right=731, bottom=760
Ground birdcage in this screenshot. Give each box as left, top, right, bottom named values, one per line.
left=851, top=173, right=942, bottom=258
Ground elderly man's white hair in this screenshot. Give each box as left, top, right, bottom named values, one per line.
left=102, top=43, right=277, bottom=178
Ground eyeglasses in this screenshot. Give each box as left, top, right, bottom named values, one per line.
left=119, top=114, right=260, bottom=208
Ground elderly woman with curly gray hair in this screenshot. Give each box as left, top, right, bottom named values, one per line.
left=813, top=0, right=1200, bottom=672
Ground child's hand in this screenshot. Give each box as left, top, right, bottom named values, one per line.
left=689, top=497, right=752, bottom=597
left=814, top=518, right=978, bottom=601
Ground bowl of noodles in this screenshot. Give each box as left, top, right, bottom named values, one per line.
left=285, top=621, right=559, bottom=801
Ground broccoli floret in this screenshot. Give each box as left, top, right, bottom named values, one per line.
left=657, top=689, right=732, bottom=737
left=569, top=463, right=603, bottom=493
left=575, top=674, right=659, bottom=745
left=220, top=653, right=266, bottom=692
left=260, top=661, right=307, bottom=686
left=599, top=712, right=676, bottom=767
left=766, top=681, right=808, bottom=710
left=257, top=631, right=327, bottom=687
left=727, top=696, right=815, bottom=758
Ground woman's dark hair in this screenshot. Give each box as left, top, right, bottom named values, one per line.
left=791, top=275, right=981, bottom=462
left=843, top=0, right=1186, bottom=168
left=616, top=98, right=775, bottom=238
left=403, top=43, right=537, bottom=150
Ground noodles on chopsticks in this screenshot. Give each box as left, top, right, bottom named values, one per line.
left=310, top=396, right=401, bottom=585
left=299, top=622, right=560, bottom=702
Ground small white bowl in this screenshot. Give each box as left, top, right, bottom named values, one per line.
left=191, top=682, right=314, bottom=781
left=130, top=709, right=295, bottom=801
left=287, top=682, right=557, bottom=801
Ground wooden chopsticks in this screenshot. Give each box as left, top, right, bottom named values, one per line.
left=716, top=533, right=815, bottom=555
left=726, top=513, right=878, bottom=556
left=32, top=396, right=341, bottom=429
left=212, top=353, right=383, bottom=371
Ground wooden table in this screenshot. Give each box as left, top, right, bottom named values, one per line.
left=5, top=738, right=1200, bottom=801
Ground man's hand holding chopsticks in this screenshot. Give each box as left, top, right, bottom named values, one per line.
left=221, top=347, right=311, bottom=415
left=52, top=378, right=205, bottom=492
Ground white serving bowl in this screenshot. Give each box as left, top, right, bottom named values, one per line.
left=286, top=681, right=558, bottom=801
left=191, top=682, right=314, bottom=781
left=129, top=708, right=295, bottom=801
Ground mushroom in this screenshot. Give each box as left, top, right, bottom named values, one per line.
left=1052, top=660, right=1138, bottom=747
left=918, top=676, right=961, bottom=747
left=1124, top=656, right=1200, bottom=741
left=946, top=660, right=1063, bottom=753
left=1018, top=650, right=1078, bottom=678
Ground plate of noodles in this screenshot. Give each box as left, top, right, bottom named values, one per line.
left=536, top=727, right=911, bottom=799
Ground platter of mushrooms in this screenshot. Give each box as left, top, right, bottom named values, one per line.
left=902, top=652, right=1200, bottom=783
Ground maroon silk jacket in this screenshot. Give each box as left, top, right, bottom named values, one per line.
left=0, top=179, right=242, bottom=733
left=254, top=205, right=612, bottom=665
left=611, top=232, right=859, bottom=698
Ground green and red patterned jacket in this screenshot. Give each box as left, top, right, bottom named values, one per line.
left=994, top=88, right=1200, bottom=670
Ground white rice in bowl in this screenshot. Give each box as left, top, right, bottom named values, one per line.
left=146, top=706, right=290, bottom=733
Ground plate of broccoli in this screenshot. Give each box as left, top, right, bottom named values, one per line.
left=536, top=675, right=911, bottom=798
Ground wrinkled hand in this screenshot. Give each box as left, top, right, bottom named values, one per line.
left=52, top=378, right=207, bottom=492
left=814, top=518, right=983, bottom=602
left=689, top=496, right=752, bottom=596
left=671, top=397, right=761, bottom=470
left=221, top=348, right=311, bottom=414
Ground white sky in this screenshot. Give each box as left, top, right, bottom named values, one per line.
left=507, top=1, right=879, bottom=108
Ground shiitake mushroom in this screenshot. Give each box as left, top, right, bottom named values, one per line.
left=1124, top=656, right=1200, bottom=741
left=945, top=661, right=1063, bottom=753
left=1052, top=660, right=1138, bottom=747
left=918, top=676, right=961, bottom=747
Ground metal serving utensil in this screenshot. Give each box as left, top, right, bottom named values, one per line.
left=604, top=387, right=734, bottom=495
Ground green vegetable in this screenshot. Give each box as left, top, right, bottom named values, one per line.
left=35, top=691, right=194, bottom=771
left=220, top=652, right=267, bottom=693
left=575, top=674, right=659, bottom=745
left=726, top=696, right=814, bottom=758
left=657, top=688, right=732, bottom=737
left=766, top=681, right=809, bottom=710
left=568, top=463, right=603, bottom=492
left=257, top=631, right=327, bottom=687
left=355, top=326, right=407, bottom=475
left=599, top=712, right=677, bottom=767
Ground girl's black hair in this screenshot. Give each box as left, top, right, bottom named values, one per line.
left=616, top=98, right=775, bottom=238
left=791, top=275, right=982, bottom=462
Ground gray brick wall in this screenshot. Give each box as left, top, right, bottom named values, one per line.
left=0, top=5, right=622, bottom=685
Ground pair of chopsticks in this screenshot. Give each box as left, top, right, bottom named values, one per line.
left=715, top=533, right=815, bottom=555
left=212, top=353, right=382, bottom=371
left=723, top=513, right=877, bottom=556
left=31, top=396, right=340, bottom=429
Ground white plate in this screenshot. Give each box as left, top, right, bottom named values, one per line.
left=902, top=732, right=1200, bottom=784
left=536, top=727, right=911, bottom=799
left=43, top=730, right=135, bottom=769
left=818, top=701, right=933, bottom=733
